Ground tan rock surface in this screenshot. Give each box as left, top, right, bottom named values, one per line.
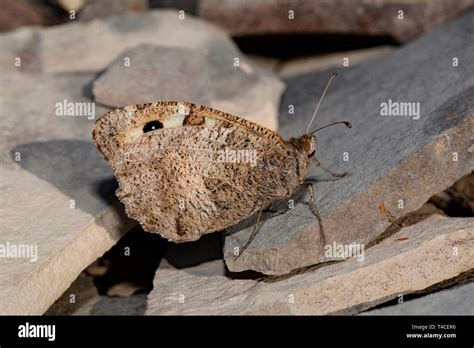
left=0, top=71, right=133, bottom=314
left=146, top=215, right=473, bottom=315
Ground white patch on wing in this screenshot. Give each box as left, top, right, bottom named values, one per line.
left=162, top=103, right=190, bottom=128
left=163, top=114, right=186, bottom=128
left=205, top=117, right=218, bottom=127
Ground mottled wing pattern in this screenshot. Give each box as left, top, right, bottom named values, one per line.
left=93, top=102, right=300, bottom=242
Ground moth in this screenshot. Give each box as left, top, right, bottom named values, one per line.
left=93, top=73, right=351, bottom=256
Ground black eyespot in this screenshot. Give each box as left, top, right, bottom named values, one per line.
left=143, top=121, right=163, bottom=133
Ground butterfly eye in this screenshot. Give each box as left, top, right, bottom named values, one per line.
left=302, top=140, right=311, bottom=152
left=143, top=121, right=163, bottom=133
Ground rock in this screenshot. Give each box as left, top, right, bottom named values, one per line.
left=75, top=0, right=147, bottom=22
left=246, top=54, right=281, bottom=72
left=198, top=0, right=474, bottom=42
left=92, top=45, right=211, bottom=107
left=0, top=9, right=283, bottom=129
left=45, top=273, right=148, bottom=315
left=430, top=172, right=474, bottom=216
left=92, top=44, right=284, bottom=130
left=277, top=46, right=394, bottom=78
left=362, top=281, right=474, bottom=315
left=223, top=10, right=474, bottom=275
left=48, top=0, right=85, bottom=13
left=106, top=282, right=143, bottom=297
left=0, top=10, right=243, bottom=74
left=44, top=273, right=100, bottom=315
left=74, top=294, right=148, bottom=315
left=0, top=0, right=61, bottom=32
left=85, top=260, right=109, bottom=277
left=0, top=71, right=134, bottom=315
left=146, top=215, right=474, bottom=315
left=149, top=0, right=199, bottom=15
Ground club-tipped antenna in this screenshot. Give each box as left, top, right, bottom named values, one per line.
left=308, top=121, right=352, bottom=135
left=305, top=72, right=337, bottom=134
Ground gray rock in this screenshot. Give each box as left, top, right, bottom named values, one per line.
left=0, top=8, right=284, bottom=130
left=76, top=0, right=148, bottom=22
left=45, top=273, right=148, bottom=315
left=362, top=282, right=474, bottom=315
left=0, top=10, right=242, bottom=74
left=277, top=46, right=394, bottom=78
left=92, top=44, right=284, bottom=130
left=146, top=215, right=474, bottom=315
left=198, top=0, right=474, bottom=42
left=223, top=10, right=474, bottom=275
left=92, top=45, right=212, bottom=108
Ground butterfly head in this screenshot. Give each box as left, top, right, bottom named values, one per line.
left=299, top=134, right=316, bottom=157
left=287, top=135, right=316, bottom=179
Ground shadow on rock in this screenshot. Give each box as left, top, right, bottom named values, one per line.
left=11, top=139, right=117, bottom=215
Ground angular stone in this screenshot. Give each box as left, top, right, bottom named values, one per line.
left=223, top=10, right=474, bottom=275
left=362, top=282, right=474, bottom=315
left=146, top=215, right=474, bottom=315
left=0, top=9, right=283, bottom=130
left=0, top=71, right=134, bottom=315
left=92, top=44, right=284, bottom=130
left=92, top=45, right=212, bottom=107
left=198, top=0, right=474, bottom=42
left=0, top=10, right=241, bottom=74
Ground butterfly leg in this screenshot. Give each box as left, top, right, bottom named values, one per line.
left=302, top=182, right=327, bottom=247
left=235, top=204, right=264, bottom=258
left=236, top=192, right=292, bottom=258
left=312, top=157, right=350, bottom=178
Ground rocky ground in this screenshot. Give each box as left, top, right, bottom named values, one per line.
left=0, top=1, right=473, bottom=315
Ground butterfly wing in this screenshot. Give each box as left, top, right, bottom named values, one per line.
left=93, top=102, right=300, bottom=242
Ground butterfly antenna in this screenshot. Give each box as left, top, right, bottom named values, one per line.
left=305, top=72, right=337, bottom=134
left=308, top=121, right=352, bottom=135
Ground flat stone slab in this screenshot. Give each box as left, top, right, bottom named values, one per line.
left=223, top=10, right=474, bottom=275
left=198, top=0, right=474, bottom=42
left=92, top=44, right=284, bottom=130
left=146, top=215, right=474, bottom=315
left=0, top=71, right=135, bottom=315
left=362, top=282, right=474, bottom=315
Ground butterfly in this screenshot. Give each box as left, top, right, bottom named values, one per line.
left=92, top=73, right=351, bottom=256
